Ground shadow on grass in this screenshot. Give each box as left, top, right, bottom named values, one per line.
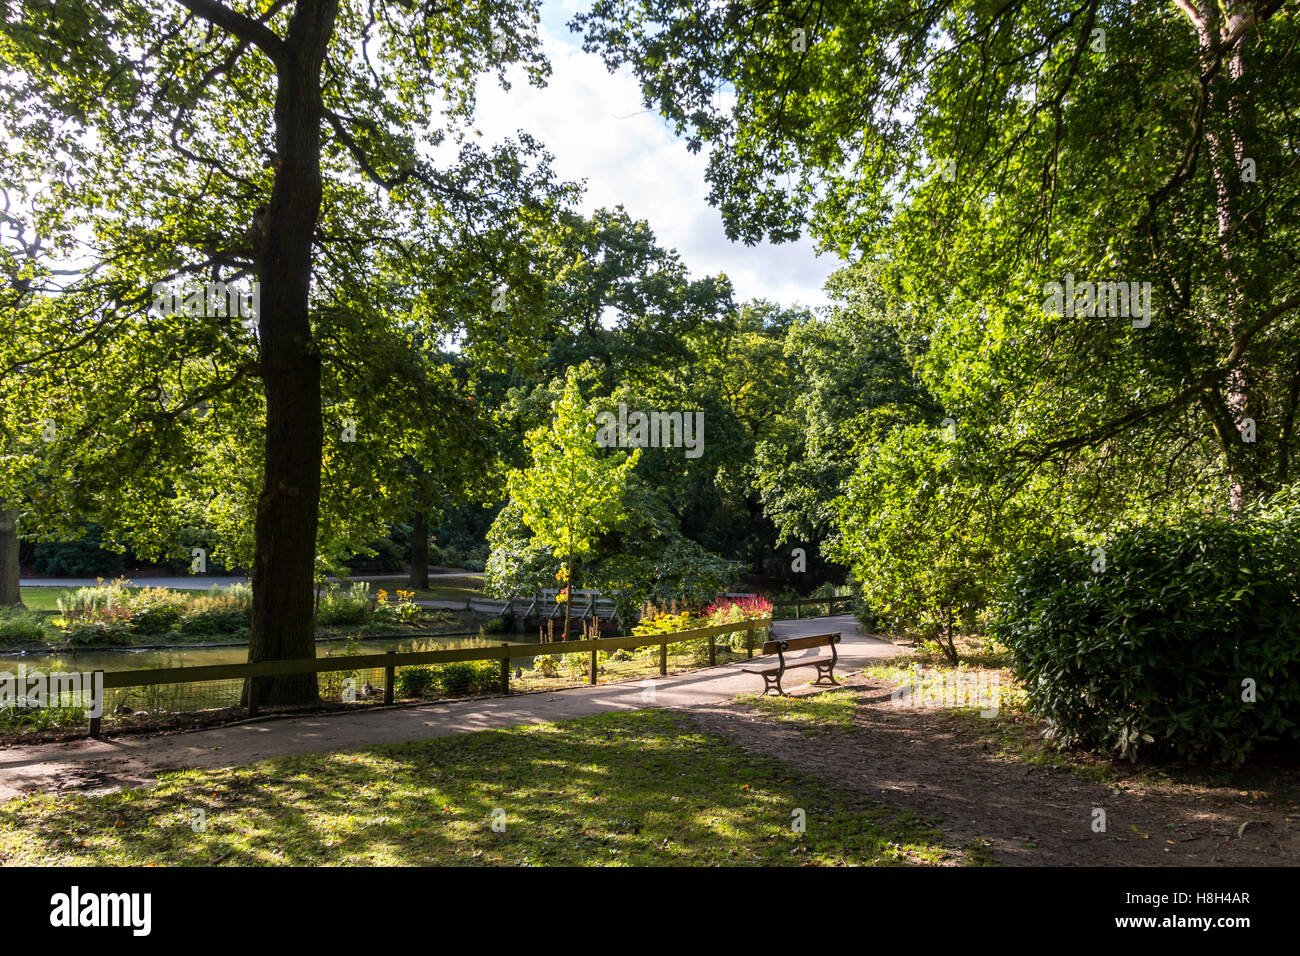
left=0, top=710, right=952, bottom=866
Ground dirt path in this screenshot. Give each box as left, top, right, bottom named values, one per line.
left=1, top=615, right=897, bottom=802
left=685, top=676, right=1300, bottom=866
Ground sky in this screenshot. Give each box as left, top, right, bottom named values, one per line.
left=467, top=0, right=841, bottom=311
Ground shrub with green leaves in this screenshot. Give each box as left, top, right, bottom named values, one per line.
left=177, top=588, right=251, bottom=637
left=994, top=506, right=1300, bottom=764
left=395, top=665, right=437, bottom=698
left=0, top=608, right=56, bottom=647
left=317, top=582, right=374, bottom=626
left=125, top=587, right=189, bottom=635
left=66, top=618, right=133, bottom=647
left=437, top=660, right=499, bottom=696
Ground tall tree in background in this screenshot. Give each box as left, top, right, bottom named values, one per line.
left=1, top=0, right=567, bottom=704
left=509, top=368, right=639, bottom=637
left=575, top=0, right=1300, bottom=517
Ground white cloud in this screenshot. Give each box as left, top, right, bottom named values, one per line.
left=470, top=13, right=840, bottom=311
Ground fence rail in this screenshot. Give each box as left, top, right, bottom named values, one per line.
left=87, top=617, right=773, bottom=737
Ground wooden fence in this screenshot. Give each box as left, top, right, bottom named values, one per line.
left=87, top=617, right=773, bottom=737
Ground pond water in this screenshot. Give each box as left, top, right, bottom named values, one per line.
left=1, top=630, right=531, bottom=675
left=0, top=631, right=543, bottom=716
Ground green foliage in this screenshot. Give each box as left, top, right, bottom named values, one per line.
left=56, top=580, right=131, bottom=628
left=65, top=619, right=133, bottom=647
left=0, top=704, right=86, bottom=732
left=0, top=607, right=56, bottom=647
left=437, top=661, right=498, bottom=697
left=995, top=500, right=1300, bottom=764
left=531, top=653, right=561, bottom=677
left=317, top=583, right=375, bottom=627
left=124, top=587, right=189, bottom=636
left=508, top=367, right=640, bottom=587
left=176, top=595, right=251, bottom=638
left=31, top=526, right=125, bottom=577
left=374, top=589, right=424, bottom=625
left=829, top=426, right=1054, bottom=661
left=395, top=666, right=438, bottom=699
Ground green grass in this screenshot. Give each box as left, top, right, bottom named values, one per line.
left=0, top=709, right=954, bottom=866
left=354, top=576, right=484, bottom=604
left=411, top=584, right=484, bottom=602
left=19, top=586, right=124, bottom=614
left=737, top=688, right=860, bottom=734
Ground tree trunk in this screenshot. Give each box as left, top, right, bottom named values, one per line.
left=1195, top=2, right=1269, bottom=513
left=562, top=549, right=575, bottom=640
left=409, top=510, right=430, bottom=589
left=0, top=509, right=23, bottom=608
left=245, top=0, right=339, bottom=709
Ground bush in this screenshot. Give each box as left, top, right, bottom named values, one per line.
left=66, top=619, right=133, bottom=646
left=532, top=653, right=561, bottom=677
left=177, top=597, right=250, bottom=637
left=317, top=582, right=373, bottom=626
left=57, top=579, right=131, bottom=627
left=0, top=608, right=56, bottom=646
left=994, top=507, right=1300, bottom=764
left=437, top=660, right=499, bottom=696
left=126, top=587, right=189, bottom=635
left=374, top=589, right=423, bottom=625
left=395, top=665, right=438, bottom=698
left=32, top=526, right=125, bottom=577
left=176, top=586, right=251, bottom=637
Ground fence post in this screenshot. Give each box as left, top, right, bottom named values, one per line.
left=500, top=655, right=510, bottom=695
left=795, top=601, right=801, bottom=619
left=746, top=621, right=754, bottom=659
left=384, top=653, right=395, bottom=705
left=589, top=648, right=598, bottom=685
left=708, top=631, right=716, bottom=666
left=89, top=716, right=101, bottom=739
left=659, top=640, right=667, bottom=676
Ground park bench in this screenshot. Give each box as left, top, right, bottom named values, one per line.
left=740, top=632, right=841, bottom=696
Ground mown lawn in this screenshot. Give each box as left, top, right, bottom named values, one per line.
left=0, top=710, right=953, bottom=866
left=19, top=586, right=119, bottom=614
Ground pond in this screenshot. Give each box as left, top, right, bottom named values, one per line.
left=0, top=631, right=543, bottom=717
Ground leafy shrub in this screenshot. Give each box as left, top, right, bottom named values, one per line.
left=66, top=618, right=133, bottom=646
left=178, top=600, right=250, bottom=637
left=395, top=665, right=438, bottom=698
left=0, top=704, right=86, bottom=731
left=482, top=616, right=509, bottom=634
left=532, top=653, right=561, bottom=677
left=57, top=579, right=131, bottom=627
left=33, top=525, right=125, bottom=577
left=126, top=587, right=189, bottom=635
left=177, top=587, right=251, bottom=637
left=317, top=582, right=374, bottom=626
left=994, top=506, right=1300, bottom=764
left=374, top=589, right=423, bottom=625
left=437, top=660, right=499, bottom=696
left=0, top=608, right=56, bottom=646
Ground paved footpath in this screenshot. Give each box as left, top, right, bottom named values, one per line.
left=0, top=616, right=900, bottom=802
